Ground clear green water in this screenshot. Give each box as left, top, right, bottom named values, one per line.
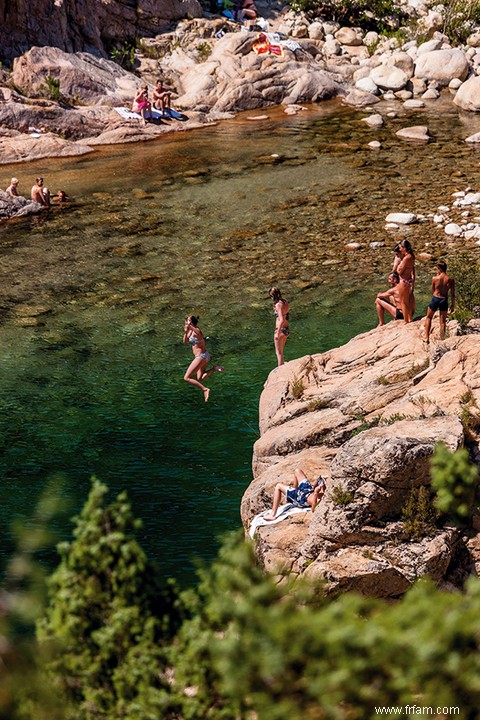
left=1, top=99, right=479, bottom=583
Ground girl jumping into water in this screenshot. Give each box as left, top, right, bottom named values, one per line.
left=269, top=287, right=290, bottom=366
left=183, top=315, right=224, bottom=402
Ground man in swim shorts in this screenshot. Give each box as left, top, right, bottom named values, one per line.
left=375, top=271, right=404, bottom=326
left=263, top=468, right=326, bottom=521
left=422, top=261, right=455, bottom=343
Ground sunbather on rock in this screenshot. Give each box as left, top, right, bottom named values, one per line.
left=263, top=468, right=326, bottom=521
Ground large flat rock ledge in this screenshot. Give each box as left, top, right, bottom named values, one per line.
left=241, top=321, right=480, bottom=598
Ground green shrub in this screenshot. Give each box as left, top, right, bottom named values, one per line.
left=196, top=42, right=212, bottom=63
left=291, top=376, right=305, bottom=400
left=39, top=75, right=61, bottom=101
left=449, top=252, right=480, bottom=326
left=289, top=0, right=409, bottom=32
left=440, top=0, right=480, bottom=45
left=402, top=485, right=438, bottom=540
left=431, top=443, right=479, bottom=526
left=109, top=41, right=136, bottom=71
left=331, top=483, right=354, bottom=505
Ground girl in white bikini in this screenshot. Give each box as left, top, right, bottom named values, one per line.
left=183, top=315, right=224, bottom=402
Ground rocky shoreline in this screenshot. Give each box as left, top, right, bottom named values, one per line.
left=241, top=318, right=480, bottom=597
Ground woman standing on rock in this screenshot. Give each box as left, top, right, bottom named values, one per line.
left=397, top=240, right=416, bottom=323
left=269, top=287, right=290, bottom=366
left=183, top=315, right=224, bottom=402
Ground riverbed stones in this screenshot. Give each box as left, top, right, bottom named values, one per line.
left=361, top=113, right=383, bottom=127
left=335, top=27, right=363, bottom=46
left=385, top=212, right=417, bottom=224
left=453, top=75, right=480, bottom=111
left=395, top=125, right=431, bottom=141
left=370, top=65, right=408, bottom=91
left=414, top=48, right=469, bottom=86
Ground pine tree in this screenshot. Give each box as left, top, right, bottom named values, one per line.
left=37, top=479, right=181, bottom=720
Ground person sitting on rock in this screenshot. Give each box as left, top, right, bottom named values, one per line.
left=375, top=271, right=404, bottom=326
left=31, top=177, right=50, bottom=207
left=132, top=85, right=153, bottom=126
left=6, top=177, right=20, bottom=197
left=152, top=78, right=172, bottom=117
left=263, top=468, right=326, bottom=521
left=234, top=0, right=257, bottom=25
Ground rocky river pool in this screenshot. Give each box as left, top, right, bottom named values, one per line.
left=1, top=96, right=480, bottom=583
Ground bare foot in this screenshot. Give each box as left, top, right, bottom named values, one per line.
left=214, top=365, right=225, bottom=373
left=203, top=388, right=210, bottom=402
left=421, top=332, right=430, bottom=343
left=263, top=513, right=276, bottom=521
left=376, top=323, right=384, bottom=328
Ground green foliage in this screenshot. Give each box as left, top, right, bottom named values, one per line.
left=173, top=531, right=480, bottom=719
left=39, top=75, right=61, bottom=101
left=402, top=485, right=438, bottom=540
left=331, top=482, right=354, bottom=505
left=196, top=42, right=212, bottom=63
left=440, top=0, right=480, bottom=45
left=109, top=41, right=136, bottom=71
left=0, top=479, right=71, bottom=720
left=288, top=0, right=408, bottom=32
left=449, top=252, right=480, bottom=326
left=37, top=479, right=181, bottom=720
left=431, top=443, right=479, bottom=526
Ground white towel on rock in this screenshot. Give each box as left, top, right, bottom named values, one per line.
left=249, top=503, right=309, bottom=538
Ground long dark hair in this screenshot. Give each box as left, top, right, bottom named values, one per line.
left=269, top=287, right=284, bottom=304
left=400, top=240, right=415, bottom=259
left=188, top=315, right=199, bottom=326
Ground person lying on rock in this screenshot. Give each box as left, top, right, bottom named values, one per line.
left=263, top=468, right=326, bottom=521
left=375, top=271, right=404, bottom=326
left=6, top=177, right=20, bottom=197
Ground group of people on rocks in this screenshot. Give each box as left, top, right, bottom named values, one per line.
left=5, top=176, right=69, bottom=207
left=132, top=79, right=173, bottom=126
left=375, top=239, right=455, bottom=343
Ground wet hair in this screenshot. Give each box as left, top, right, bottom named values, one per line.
left=393, top=244, right=401, bottom=253
left=189, top=315, right=199, bottom=326
left=390, top=271, right=400, bottom=282
left=400, top=240, right=415, bottom=258
left=436, top=261, right=447, bottom=272
left=269, top=287, right=283, bottom=303
left=36, top=177, right=44, bottom=183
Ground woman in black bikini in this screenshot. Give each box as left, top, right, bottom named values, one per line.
left=269, top=287, right=290, bottom=367
left=183, top=315, right=224, bottom=402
